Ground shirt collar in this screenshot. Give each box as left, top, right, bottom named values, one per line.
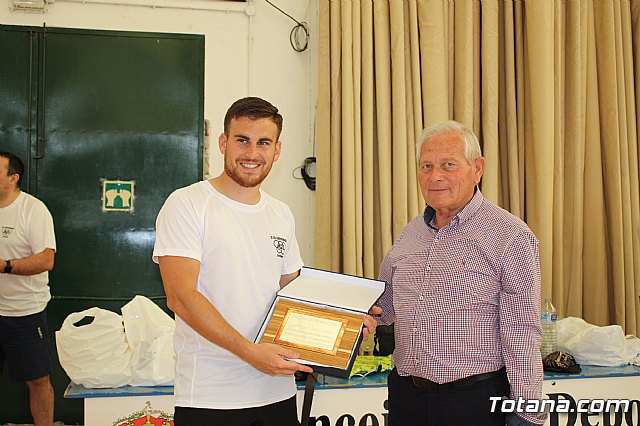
left=423, top=187, right=484, bottom=230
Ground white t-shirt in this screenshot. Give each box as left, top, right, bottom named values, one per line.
left=0, top=192, right=56, bottom=317
left=153, top=181, right=304, bottom=409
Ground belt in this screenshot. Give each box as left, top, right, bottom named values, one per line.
left=410, top=368, right=506, bottom=390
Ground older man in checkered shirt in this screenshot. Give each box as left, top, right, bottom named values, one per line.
left=376, top=121, right=545, bottom=426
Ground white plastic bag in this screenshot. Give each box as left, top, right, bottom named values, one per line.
left=557, top=317, right=627, bottom=366
left=56, top=307, right=132, bottom=388
left=626, top=335, right=640, bottom=366
left=122, top=295, right=175, bottom=386
left=557, top=317, right=590, bottom=345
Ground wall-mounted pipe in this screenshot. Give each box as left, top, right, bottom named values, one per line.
left=50, top=0, right=248, bottom=13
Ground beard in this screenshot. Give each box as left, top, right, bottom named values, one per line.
left=223, top=156, right=273, bottom=188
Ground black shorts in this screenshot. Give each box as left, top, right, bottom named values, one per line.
left=174, top=395, right=298, bottom=426
left=0, top=309, right=52, bottom=382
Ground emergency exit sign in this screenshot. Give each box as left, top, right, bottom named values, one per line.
left=102, top=179, right=135, bottom=212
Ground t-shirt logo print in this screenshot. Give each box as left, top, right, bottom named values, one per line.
left=1, top=227, right=14, bottom=239
left=271, top=236, right=287, bottom=258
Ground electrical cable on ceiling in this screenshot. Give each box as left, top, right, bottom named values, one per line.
left=264, top=0, right=309, bottom=52
left=293, top=156, right=316, bottom=191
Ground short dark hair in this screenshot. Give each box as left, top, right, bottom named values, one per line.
left=223, top=97, right=283, bottom=140
left=0, top=151, right=24, bottom=187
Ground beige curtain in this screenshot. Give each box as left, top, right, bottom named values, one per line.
left=315, top=0, right=640, bottom=334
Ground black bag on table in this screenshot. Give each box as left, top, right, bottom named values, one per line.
left=374, top=324, right=395, bottom=356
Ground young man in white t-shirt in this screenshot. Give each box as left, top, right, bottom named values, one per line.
left=154, top=97, right=377, bottom=425
left=0, top=151, right=56, bottom=426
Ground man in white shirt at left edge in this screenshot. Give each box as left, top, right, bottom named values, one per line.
left=0, top=151, right=56, bottom=426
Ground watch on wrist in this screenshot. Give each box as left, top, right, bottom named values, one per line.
left=4, top=260, right=12, bottom=274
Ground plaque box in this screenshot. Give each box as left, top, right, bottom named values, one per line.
left=255, top=267, right=385, bottom=378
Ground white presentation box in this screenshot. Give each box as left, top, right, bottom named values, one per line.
left=255, top=267, right=385, bottom=378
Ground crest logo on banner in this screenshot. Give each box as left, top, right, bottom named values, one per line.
left=113, top=401, right=174, bottom=426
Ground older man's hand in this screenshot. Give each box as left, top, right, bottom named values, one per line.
left=362, top=306, right=383, bottom=340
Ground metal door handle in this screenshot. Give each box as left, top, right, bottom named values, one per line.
left=34, top=135, right=45, bottom=159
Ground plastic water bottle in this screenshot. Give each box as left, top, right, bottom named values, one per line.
left=540, top=298, right=558, bottom=357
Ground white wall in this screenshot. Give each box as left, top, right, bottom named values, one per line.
left=0, top=0, right=318, bottom=264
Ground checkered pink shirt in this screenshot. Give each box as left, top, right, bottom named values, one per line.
left=377, top=190, right=544, bottom=424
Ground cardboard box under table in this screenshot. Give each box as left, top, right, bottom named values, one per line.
left=255, top=267, right=385, bottom=378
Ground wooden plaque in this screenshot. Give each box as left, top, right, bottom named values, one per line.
left=259, top=299, right=364, bottom=370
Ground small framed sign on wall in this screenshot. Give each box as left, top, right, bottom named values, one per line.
left=102, top=179, right=135, bottom=212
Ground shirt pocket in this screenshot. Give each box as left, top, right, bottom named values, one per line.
left=429, top=254, right=501, bottom=313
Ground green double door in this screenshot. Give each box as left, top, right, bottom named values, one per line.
left=0, top=25, right=204, bottom=423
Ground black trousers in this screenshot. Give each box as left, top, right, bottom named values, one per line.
left=388, top=368, right=510, bottom=426
left=174, top=395, right=298, bottom=426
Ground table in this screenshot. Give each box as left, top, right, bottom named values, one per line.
left=65, top=365, right=640, bottom=426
